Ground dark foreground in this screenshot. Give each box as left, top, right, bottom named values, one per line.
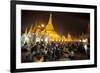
left=21, top=42, right=90, bottom=63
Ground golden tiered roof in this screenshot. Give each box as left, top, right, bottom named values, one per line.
left=42, top=13, right=61, bottom=41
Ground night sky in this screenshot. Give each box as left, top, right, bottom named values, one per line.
left=21, top=10, right=90, bottom=37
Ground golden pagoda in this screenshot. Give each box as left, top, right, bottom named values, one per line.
left=42, top=13, right=61, bottom=41
left=23, top=13, right=82, bottom=43
left=66, top=33, right=72, bottom=42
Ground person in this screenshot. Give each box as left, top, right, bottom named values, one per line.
left=32, top=53, right=44, bottom=62
left=21, top=43, right=32, bottom=62
left=43, top=48, right=48, bottom=61
left=55, top=46, right=60, bottom=60
left=63, top=47, right=70, bottom=58
left=87, top=44, right=90, bottom=59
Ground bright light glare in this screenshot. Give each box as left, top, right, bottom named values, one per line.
left=82, top=39, right=88, bottom=43
left=41, top=24, right=44, bottom=27
left=36, top=37, right=40, bottom=42
left=45, top=37, right=48, bottom=43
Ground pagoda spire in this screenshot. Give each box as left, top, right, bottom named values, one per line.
left=45, top=13, right=55, bottom=31
left=48, top=13, right=52, bottom=25
left=28, top=25, right=33, bottom=33
left=25, top=26, right=28, bottom=34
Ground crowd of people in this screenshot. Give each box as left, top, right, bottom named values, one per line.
left=21, top=41, right=90, bottom=63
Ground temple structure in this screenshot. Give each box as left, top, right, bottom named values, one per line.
left=22, top=13, right=82, bottom=45
left=41, top=13, right=61, bottom=41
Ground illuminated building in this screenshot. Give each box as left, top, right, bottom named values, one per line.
left=21, top=13, right=87, bottom=45
left=41, top=13, right=61, bottom=42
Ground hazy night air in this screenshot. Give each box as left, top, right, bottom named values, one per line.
left=21, top=10, right=90, bottom=37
